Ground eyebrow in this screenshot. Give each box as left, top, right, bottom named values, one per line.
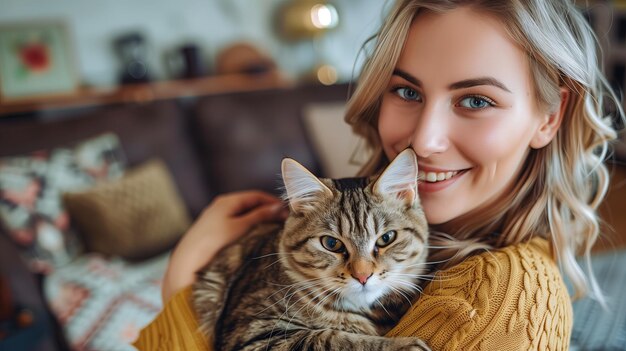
left=392, top=69, right=512, bottom=93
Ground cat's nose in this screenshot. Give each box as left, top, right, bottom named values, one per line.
left=352, top=273, right=373, bottom=285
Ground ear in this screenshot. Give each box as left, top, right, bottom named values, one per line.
left=372, top=149, right=419, bottom=207
left=530, top=87, right=569, bottom=149
left=281, top=158, right=333, bottom=214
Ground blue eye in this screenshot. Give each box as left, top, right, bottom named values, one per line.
left=458, top=96, right=494, bottom=109
left=321, top=236, right=345, bottom=252
left=394, top=87, right=421, bottom=102
left=376, top=230, right=397, bottom=247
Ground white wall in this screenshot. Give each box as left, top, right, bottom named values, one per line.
left=0, top=0, right=389, bottom=86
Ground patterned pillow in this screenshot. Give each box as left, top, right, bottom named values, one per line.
left=43, top=252, right=167, bottom=350
left=0, top=133, right=126, bottom=273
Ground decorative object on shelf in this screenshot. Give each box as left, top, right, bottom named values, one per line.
left=113, top=32, right=151, bottom=85
left=164, top=43, right=207, bottom=80
left=275, top=0, right=340, bottom=85
left=214, top=42, right=280, bottom=78
left=0, top=21, right=78, bottom=99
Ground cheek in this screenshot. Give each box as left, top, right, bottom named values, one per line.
left=378, top=99, right=418, bottom=156
left=293, top=246, right=337, bottom=274
left=453, top=114, right=536, bottom=166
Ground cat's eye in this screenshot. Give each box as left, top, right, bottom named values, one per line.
left=320, top=236, right=345, bottom=252
left=376, top=230, right=397, bottom=248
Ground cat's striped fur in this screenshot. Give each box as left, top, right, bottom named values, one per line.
left=193, top=149, right=431, bottom=350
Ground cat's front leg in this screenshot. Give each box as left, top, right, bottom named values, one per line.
left=233, top=328, right=430, bottom=351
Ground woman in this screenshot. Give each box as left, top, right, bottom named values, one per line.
left=135, top=0, right=621, bottom=350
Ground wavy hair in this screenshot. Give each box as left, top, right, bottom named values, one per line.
left=345, top=0, right=623, bottom=302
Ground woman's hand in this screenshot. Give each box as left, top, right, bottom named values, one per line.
left=161, top=190, right=289, bottom=303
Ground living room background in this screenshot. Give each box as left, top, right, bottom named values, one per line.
left=0, top=0, right=387, bottom=87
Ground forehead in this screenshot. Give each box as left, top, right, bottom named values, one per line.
left=398, top=6, right=531, bottom=93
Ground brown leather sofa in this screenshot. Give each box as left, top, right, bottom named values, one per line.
left=0, top=83, right=349, bottom=216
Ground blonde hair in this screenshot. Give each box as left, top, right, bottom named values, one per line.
left=345, top=0, right=623, bottom=302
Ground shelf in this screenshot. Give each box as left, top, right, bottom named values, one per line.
left=0, top=73, right=292, bottom=116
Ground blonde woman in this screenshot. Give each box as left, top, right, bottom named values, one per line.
left=135, top=0, right=622, bottom=350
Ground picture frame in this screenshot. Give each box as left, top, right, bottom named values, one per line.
left=0, top=21, right=78, bottom=99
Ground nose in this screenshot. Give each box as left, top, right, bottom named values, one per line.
left=350, top=258, right=374, bottom=285
left=351, top=272, right=373, bottom=285
left=410, top=103, right=449, bottom=158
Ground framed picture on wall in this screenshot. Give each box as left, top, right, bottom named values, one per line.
left=0, top=21, right=78, bottom=99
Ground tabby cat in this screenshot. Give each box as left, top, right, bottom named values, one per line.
left=193, top=149, right=431, bottom=351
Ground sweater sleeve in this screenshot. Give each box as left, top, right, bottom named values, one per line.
left=386, top=237, right=573, bottom=351
left=133, top=286, right=212, bottom=351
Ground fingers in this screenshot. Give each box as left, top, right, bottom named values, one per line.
left=216, top=190, right=283, bottom=216
left=239, top=202, right=289, bottom=227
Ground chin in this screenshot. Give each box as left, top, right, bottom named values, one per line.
left=423, top=203, right=462, bottom=225
left=336, top=281, right=387, bottom=312
left=424, top=211, right=449, bottom=225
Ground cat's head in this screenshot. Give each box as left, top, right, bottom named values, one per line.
left=279, top=149, right=429, bottom=312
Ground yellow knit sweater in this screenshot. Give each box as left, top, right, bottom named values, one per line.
left=133, top=237, right=572, bottom=350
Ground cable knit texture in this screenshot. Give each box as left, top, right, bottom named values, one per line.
left=387, top=237, right=572, bottom=350
left=134, top=237, right=572, bottom=351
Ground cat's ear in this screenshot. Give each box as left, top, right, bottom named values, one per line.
left=373, top=149, right=419, bottom=207
left=282, top=158, right=333, bottom=214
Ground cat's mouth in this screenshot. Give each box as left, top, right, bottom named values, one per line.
left=418, top=168, right=470, bottom=183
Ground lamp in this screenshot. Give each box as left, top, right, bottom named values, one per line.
left=277, top=1, right=339, bottom=41
left=276, top=0, right=340, bottom=84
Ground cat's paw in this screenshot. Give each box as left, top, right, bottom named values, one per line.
left=392, top=337, right=431, bottom=351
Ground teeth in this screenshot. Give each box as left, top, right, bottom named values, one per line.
left=418, top=170, right=459, bottom=183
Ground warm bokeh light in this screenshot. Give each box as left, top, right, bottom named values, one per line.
left=316, top=64, right=337, bottom=85
left=310, top=4, right=338, bottom=29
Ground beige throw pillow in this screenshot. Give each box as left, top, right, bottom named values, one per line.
left=63, top=159, right=191, bottom=260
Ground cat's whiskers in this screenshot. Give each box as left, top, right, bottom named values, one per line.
left=376, top=299, right=393, bottom=318
left=263, top=256, right=291, bottom=270
left=324, top=288, right=345, bottom=318
left=283, top=281, right=330, bottom=312
left=312, top=286, right=342, bottom=314
left=385, top=279, right=424, bottom=303
left=257, top=278, right=327, bottom=315
left=263, top=253, right=302, bottom=270
left=390, top=272, right=432, bottom=278
left=403, top=256, right=454, bottom=267
left=389, top=272, right=436, bottom=282
left=252, top=252, right=298, bottom=260
left=267, top=275, right=326, bottom=288
left=282, top=279, right=334, bottom=314
left=284, top=284, right=338, bottom=333
left=394, top=266, right=473, bottom=283
left=332, top=289, right=347, bottom=311
left=264, top=282, right=334, bottom=350
left=385, top=283, right=414, bottom=307
left=389, top=277, right=423, bottom=292
left=424, top=244, right=464, bottom=250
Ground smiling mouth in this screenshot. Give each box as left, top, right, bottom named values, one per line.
left=418, top=169, right=469, bottom=183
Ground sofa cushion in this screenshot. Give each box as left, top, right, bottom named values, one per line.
left=191, top=83, right=350, bottom=195
left=0, top=101, right=210, bottom=218
left=0, top=133, right=126, bottom=273
left=63, top=159, right=190, bottom=260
